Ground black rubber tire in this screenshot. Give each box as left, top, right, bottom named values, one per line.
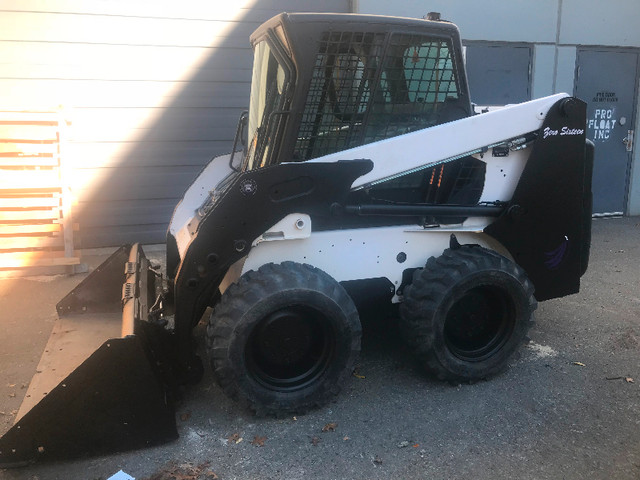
left=207, top=262, right=361, bottom=415
left=399, top=246, right=537, bottom=382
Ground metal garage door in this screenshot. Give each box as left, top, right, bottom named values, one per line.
left=464, top=43, right=532, bottom=106
left=0, top=1, right=350, bottom=248
left=575, top=48, right=639, bottom=216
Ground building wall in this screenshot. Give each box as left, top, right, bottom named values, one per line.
left=2, top=1, right=638, bottom=250
left=0, top=0, right=350, bottom=247
left=356, top=0, right=640, bottom=215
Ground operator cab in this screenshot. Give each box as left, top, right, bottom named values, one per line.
left=244, top=12, right=472, bottom=171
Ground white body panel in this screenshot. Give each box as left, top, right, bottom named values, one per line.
left=479, top=148, right=529, bottom=202
left=169, top=153, right=234, bottom=258
left=241, top=219, right=509, bottom=302
left=252, top=214, right=312, bottom=246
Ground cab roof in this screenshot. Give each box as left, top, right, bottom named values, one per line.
left=250, top=12, right=460, bottom=46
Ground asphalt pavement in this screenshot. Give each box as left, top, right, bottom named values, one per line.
left=0, top=216, right=639, bottom=480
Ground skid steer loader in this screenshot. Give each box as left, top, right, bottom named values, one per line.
left=0, top=12, right=593, bottom=466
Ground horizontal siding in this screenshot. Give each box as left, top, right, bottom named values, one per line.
left=0, top=12, right=261, bottom=47
left=68, top=141, right=234, bottom=168
left=0, top=43, right=254, bottom=78
left=0, top=0, right=343, bottom=21
left=0, top=80, right=251, bottom=109
left=0, top=0, right=350, bottom=247
left=72, top=166, right=202, bottom=202
left=0, top=55, right=253, bottom=82
left=76, top=198, right=178, bottom=227
left=68, top=108, right=241, bottom=142
left=79, top=223, right=169, bottom=248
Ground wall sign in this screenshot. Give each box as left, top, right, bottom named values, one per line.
left=587, top=90, right=619, bottom=142
left=592, top=91, right=618, bottom=103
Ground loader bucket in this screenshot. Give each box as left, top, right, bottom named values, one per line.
left=0, top=245, right=178, bottom=467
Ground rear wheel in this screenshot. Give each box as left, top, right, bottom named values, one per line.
left=399, top=246, right=536, bottom=382
left=207, top=262, right=360, bottom=415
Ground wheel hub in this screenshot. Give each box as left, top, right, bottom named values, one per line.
left=246, top=305, right=335, bottom=391
left=444, top=285, right=514, bottom=361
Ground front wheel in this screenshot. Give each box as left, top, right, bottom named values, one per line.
left=399, top=246, right=537, bottom=382
left=207, top=262, right=361, bottom=415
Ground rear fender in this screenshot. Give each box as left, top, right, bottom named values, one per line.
left=485, top=97, right=591, bottom=300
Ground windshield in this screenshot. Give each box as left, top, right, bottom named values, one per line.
left=244, top=40, right=289, bottom=171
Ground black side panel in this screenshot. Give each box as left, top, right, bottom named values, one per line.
left=172, top=160, right=373, bottom=357
left=580, top=140, right=594, bottom=276
left=485, top=97, right=590, bottom=301
left=0, top=328, right=177, bottom=467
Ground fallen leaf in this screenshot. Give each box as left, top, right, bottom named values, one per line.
left=625, top=377, right=634, bottom=383
left=7, top=384, right=15, bottom=388
left=228, top=432, right=243, bottom=444
left=352, top=366, right=365, bottom=379
left=343, top=436, right=350, bottom=441
left=311, top=436, right=320, bottom=446
left=180, top=411, right=191, bottom=422
left=413, top=444, right=420, bottom=448
left=374, top=456, right=383, bottom=465
left=293, top=416, right=297, bottom=421
left=143, top=460, right=218, bottom=480
left=572, top=362, right=586, bottom=367
left=322, top=422, right=337, bottom=432
left=251, top=435, right=267, bottom=447
left=8, top=393, right=15, bottom=398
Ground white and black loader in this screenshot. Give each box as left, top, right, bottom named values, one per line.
left=0, top=12, right=593, bottom=466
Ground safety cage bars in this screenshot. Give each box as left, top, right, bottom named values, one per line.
left=293, top=31, right=462, bottom=162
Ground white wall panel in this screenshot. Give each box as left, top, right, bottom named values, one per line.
left=560, top=0, right=640, bottom=47
left=532, top=45, right=556, bottom=99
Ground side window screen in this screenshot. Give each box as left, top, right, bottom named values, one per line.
left=331, top=54, right=371, bottom=115
left=403, top=41, right=458, bottom=103
left=294, top=31, right=385, bottom=161
left=294, top=32, right=466, bottom=161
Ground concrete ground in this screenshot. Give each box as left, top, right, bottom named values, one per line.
left=0, top=217, right=639, bottom=480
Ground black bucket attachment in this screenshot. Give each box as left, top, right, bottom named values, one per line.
left=0, top=244, right=178, bottom=467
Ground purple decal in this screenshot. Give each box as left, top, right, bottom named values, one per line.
left=544, top=236, right=569, bottom=269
